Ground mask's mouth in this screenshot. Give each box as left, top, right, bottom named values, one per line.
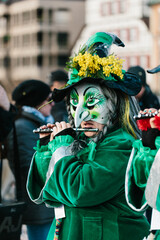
left=83, top=121, right=94, bottom=128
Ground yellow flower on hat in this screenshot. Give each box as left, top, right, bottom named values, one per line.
left=71, top=51, right=124, bottom=80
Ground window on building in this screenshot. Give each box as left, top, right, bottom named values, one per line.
left=31, top=9, right=36, bottom=22
left=57, top=32, right=68, bottom=47
left=49, top=55, right=55, bottom=66
left=3, top=56, right=10, bottom=68
left=22, top=34, right=30, bottom=47
left=3, top=34, right=10, bottom=45
left=36, top=8, right=43, bottom=23
left=12, top=58, right=16, bottom=67
left=129, top=28, right=137, bottom=42
left=17, top=58, right=21, bottom=67
left=57, top=55, right=69, bottom=66
left=0, top=16, right=7, bottom=28
left=119, top=0, right=126, bottom=13
left=12, top=36, right=19, bottom=48
left=37, top=54, right=43, bottom=67
left=54, top=8, right=70, bottom=24
left=22, top=11, right=30, bottom=24
left=100, top=2, right=111, bottom=16
left=31, top=33, right=36, bottom=46
left=48, top=9, right=53, bottom=24
left=37, top=31, right=43, bottom=46
left=119, top=29, right=128, bottom=42
left=110, top=1, right=118, bottom=14
left=23, top=57, right=30, bottom=66
left=48, top=32, right=53, bottom=46
left=31, top=56, right=36, bottom=66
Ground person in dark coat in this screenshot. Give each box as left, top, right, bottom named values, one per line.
left=7, top=79, right=55, bottom=240
left=48, top=70, right=68, bottom=122
left=0, top=85, right=17, bottom=142
left=128, top=65, right=160, bottom=110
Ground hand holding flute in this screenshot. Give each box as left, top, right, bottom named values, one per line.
left=38, top=122, right=72, bottom=141
left=36, top=121, right=99, bottom=140
left=134, top=108, right=160, bottom=130
left=133, top=109, right=159, bottom=120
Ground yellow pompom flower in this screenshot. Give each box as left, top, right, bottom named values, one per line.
left=72, top=51, right=124, bottom=80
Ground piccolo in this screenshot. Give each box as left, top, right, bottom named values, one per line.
left=33, top=128, right=99, bottom=134
left=133, top=111, right=158, bottom=120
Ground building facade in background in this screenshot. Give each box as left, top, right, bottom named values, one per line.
left=0, top=0, right=160, bottom=94
left=148, top=0, right=160, bottom=91
left=73, top=0, right=160, bottom=93
left=0, top=0, right=85, bottom=92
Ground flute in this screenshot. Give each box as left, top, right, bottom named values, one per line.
left=133, top=111, right=158, bottom=120
left=33, top=128, right=99, bottom=133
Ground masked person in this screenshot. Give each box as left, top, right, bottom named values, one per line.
left=125, top=65, right=160, bottom=240
left=27, top=32, right=149, bottom=240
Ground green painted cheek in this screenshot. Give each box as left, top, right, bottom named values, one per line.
left=72, top=112, right=75, bottom=118
left=90, top=110, right=100, bottom=119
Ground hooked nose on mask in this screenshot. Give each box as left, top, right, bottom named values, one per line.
left=74, top=107, right=91, bottom=128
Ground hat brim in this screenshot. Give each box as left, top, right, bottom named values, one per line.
left=52, top=72, right=141, bottom=102
left=147, top=65, right=160, bottom=74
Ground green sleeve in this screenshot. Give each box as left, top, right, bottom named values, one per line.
left=27, top=135, right=75, bottom=203
left=132, top=140, right=157, bottom=189
left=42, top=130, right=134, bottom=208
left=126, top=139, right=158, bottom=211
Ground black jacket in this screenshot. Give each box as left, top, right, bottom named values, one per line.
left=0, top=105, right=16, bottom=142
left=7, top=111, right=54, bottom=225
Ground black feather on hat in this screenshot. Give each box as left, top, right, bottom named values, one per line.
left=12, top=79, right=51, bottom=107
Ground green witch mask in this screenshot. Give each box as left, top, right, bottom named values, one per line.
left=70, top=83, right=110, bottom=127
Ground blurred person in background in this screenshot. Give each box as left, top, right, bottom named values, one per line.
left=127, top=65, right=160, bottom=110
left=0, top=85, right=17, bottom=142
left=0, top=85, right=17, bottom=202
left=48, top=69, right=68, bottom=122
left=7, top=79, right=55, bottom=240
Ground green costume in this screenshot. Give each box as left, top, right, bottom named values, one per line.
left=27, top=127, right=149, bottom=240
left=126, top=136, right=160, bottom=240
left=126, top=137, right=160, bottom=211
left=27, top=32, right=150, bottom=240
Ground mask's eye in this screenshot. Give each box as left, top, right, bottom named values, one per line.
left=87, top=97, right=99, bottom=108
left=70, top=98, right=78, bottom=110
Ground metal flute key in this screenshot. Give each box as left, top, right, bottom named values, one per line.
left=133, top=111, right=158, bottom=120
left=33, top=128, right=99, bottom=133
